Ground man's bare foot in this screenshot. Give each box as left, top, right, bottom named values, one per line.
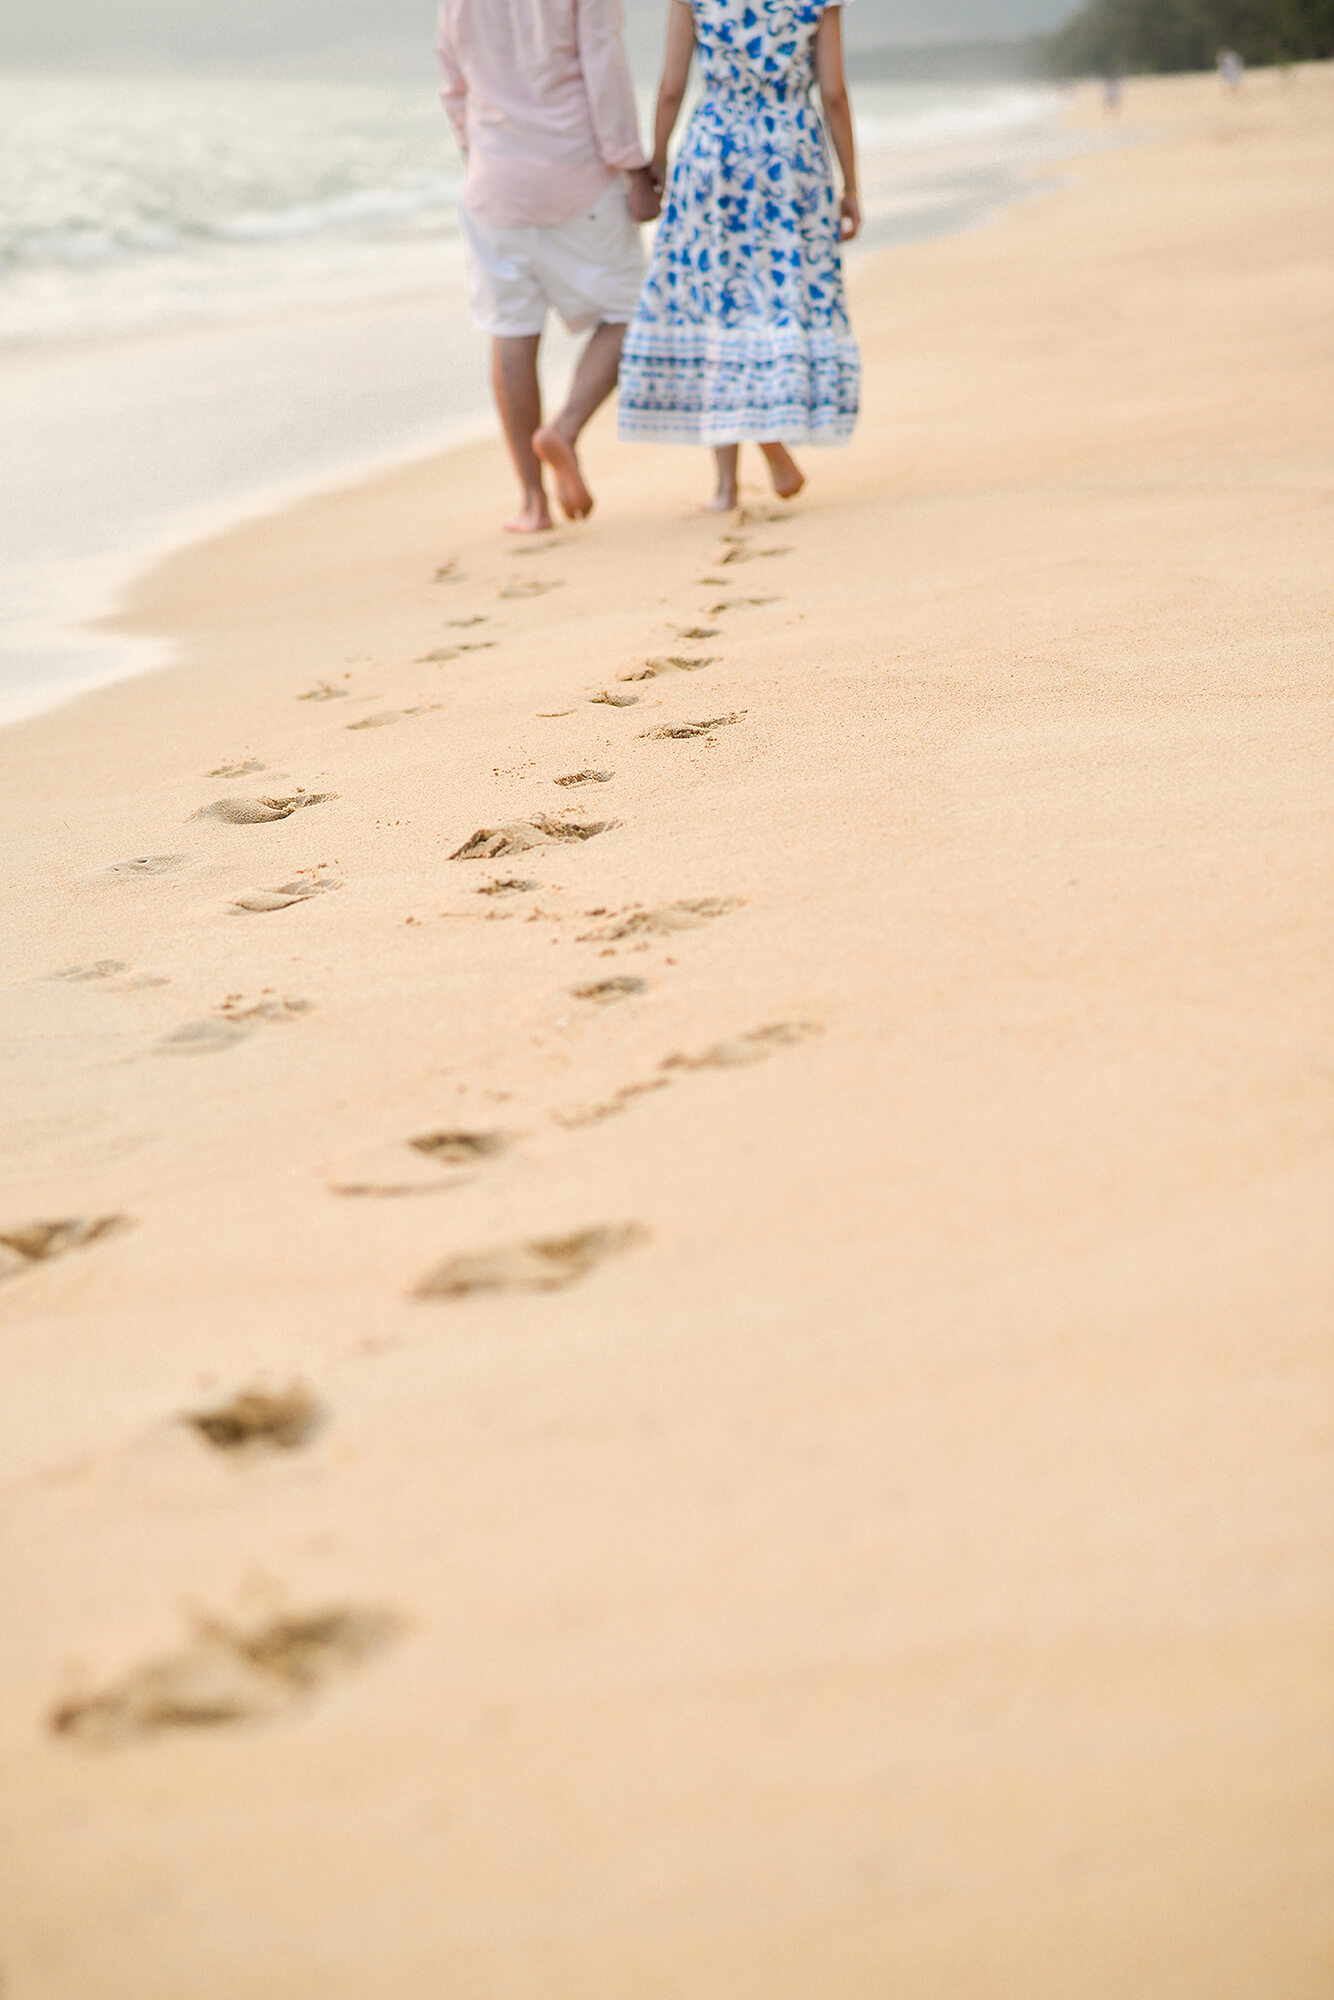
left=701, top=487, right=739, bottom=514
left=504, top=491, right=555, bottom=535
left=761, top=442, right=805, bottom=501
left=533, top=427, right=594, bottom=521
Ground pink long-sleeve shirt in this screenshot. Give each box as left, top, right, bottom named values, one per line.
left=436, top=0, right=647, bottom=230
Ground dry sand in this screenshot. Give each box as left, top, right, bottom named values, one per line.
left=0, top=65, right=1331, bottom=2000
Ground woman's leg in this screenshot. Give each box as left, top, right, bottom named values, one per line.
left=761, top=441, right=805, bottom=500
left=704, top=444, right=740, bottom=512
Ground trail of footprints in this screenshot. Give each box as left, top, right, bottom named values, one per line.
left=28, top=519, right=818, bottom=1746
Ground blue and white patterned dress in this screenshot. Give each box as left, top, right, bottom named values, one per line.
left=618, top=0, right=859, bottom=448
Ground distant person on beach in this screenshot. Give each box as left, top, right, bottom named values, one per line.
left=618, top=0, right=861, bottom=512
left=436, top=0, right=660, bottom=532
left=1218, top=49, right=1245, bottom=90
left=1100, top=64, right=1122, bottom=112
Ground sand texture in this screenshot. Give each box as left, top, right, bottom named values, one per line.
left=0, top=68, right=1331, bottom=2000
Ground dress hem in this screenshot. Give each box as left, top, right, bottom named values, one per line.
left=618, top=421, right=856, bottom=448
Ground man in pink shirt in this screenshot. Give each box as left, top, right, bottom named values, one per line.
left=437, top=0, right=659, bottom=532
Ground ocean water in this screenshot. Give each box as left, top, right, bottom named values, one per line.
left=0, top=71, right=463, bottom=345
left=0, top=60, right=1071, bottom=726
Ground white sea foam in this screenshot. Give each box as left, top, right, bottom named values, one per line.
left=217, top=179, right=460, bottom=242
left=855, top=83, right=1058, bottom=151
left=0, top=69, right=464, bottom=341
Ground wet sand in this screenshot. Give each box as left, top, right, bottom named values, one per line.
left=0, top=66, right=1331, bottom=2000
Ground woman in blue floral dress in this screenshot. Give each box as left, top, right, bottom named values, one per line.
left=618, top=0, right=861, bottom=510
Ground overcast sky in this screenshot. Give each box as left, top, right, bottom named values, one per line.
left=0, top=0, right=1084, bottom=74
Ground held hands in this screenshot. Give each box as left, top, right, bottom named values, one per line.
left=626, top=166, right=662, bottom=225
left=839, top=191, right=861, bottom=242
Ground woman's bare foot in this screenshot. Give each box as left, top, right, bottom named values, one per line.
left=505, top=490, right=555, bottom=535
left=761, top=441, right=805, bottom=500
left=704, top=443, right=740, bottom=512
left=532, top=426, right=594, bottom=521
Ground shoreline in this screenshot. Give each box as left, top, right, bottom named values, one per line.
left=2, top=65, right=1331, bottom=2000
left=0, top=278, right=490, bottom=729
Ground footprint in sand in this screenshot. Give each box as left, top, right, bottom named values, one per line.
left=0, top=1215, right=131, bottom=1283
left=641, top=713, right=745, bottom=741
left=552, top=1078, right=671, bottom=1129
left=589, top=690, right=640, bottom=707
left=154, top=996, right=312, bottom=1055
left=445, top=616, right=488, bottom=629
left=329, top=1127, right=507, bottom=1197
left=578, top=897, right=739, bottom=942
left=554, top=1022, right=819, bottom=1131
left=499, top=578, right=563, bottom=601
left=208, top=759, right=266, bottom=778
left=715, top=545, right=792, bottom=568
left=190, top=793, right=334, bottom=825
left=45, top=960, right=129, bottom=983
left=663, top=1022, right=819, bottom=1071
left=432, top=559, right=462, bottom=582
left=417, top=642, right=497, bottom=662
left=44, top=961, right=168, bottom=991
left=229, top=876, right=340, bottom=914
left=92, top=854, right=189, bottom=881
left=703, top=596, right=779, bottom=615
left=187, top=1383, right=323, bottom=1453
left=154, top=1018, right=250, bottom=1056
left=346, top=705, right=438, bottom=732
left=619, top=657, right=717, bottom=682
left=450, top=817, right=613, bottom=861
left=509, top=539, right=566, bottom=556
left=297, top=682, right=349, bottom=702
left=217, top=995, right=313, bottom=1024
left=570, top=976, right=646, bottom=1005
left=51, top=1605, right=398, bottom=1747
left=673, top=626, right=721, bottom=641
left=554, top=769, right=613, bottom=788
left=413, top=1222, right=645, bottom=1300
left=476, top=876, right=539, bottom=897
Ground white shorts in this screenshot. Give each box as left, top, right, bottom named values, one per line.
left=460, top=182, right=646, bottom=339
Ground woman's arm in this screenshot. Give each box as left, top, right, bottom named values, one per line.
left=814, top=5, right=860, bottom=241
left=650, top=0, right=697, bottom=188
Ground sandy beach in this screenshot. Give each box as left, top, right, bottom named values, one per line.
left=1, top=64, right=1331, bottom=1998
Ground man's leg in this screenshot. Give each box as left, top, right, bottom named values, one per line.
left=533, top=320, right=626, bottom=522
left=492, top=334, right=553, bottom=535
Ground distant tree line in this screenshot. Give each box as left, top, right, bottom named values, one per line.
left=1044, top=0, right=1334, bottom=73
